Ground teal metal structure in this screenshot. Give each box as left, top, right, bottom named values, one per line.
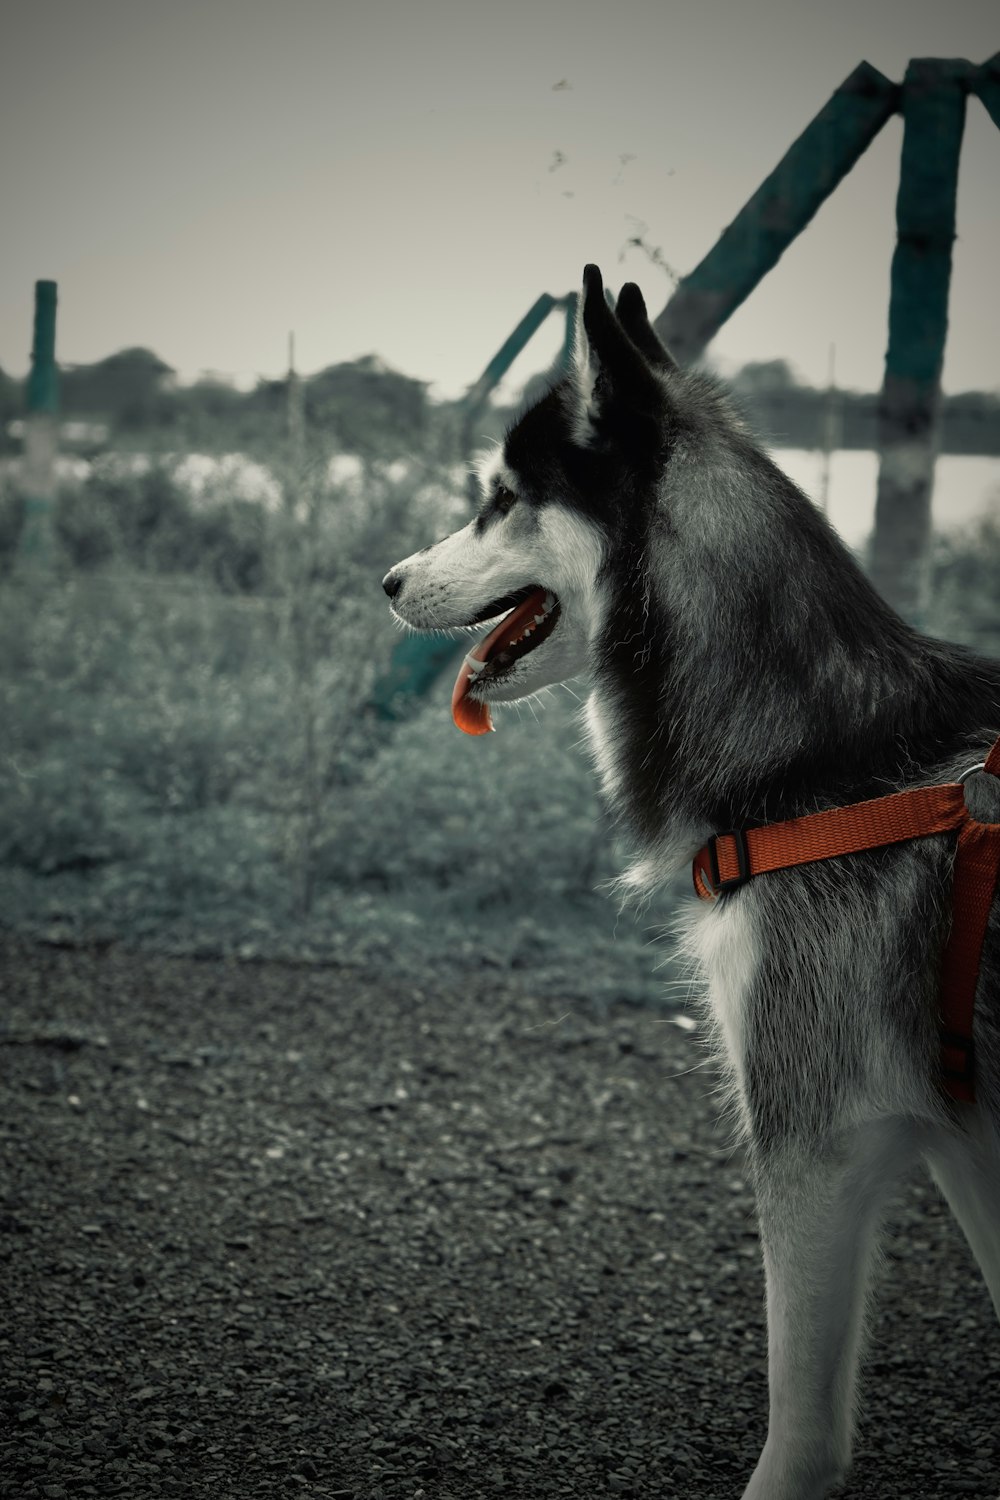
left=652, top=61, right=900, bottom=364
left=460, top=292, right=561, bottom=438
left=652, top=53, right=998, bottom=622
left=869, top=59, right=990, bottom=618
left=459, top=291, right=577, bottom=497
left=27, top=281, right=59, bottom=413
left=976, top=52, right=1000, bottom=128
left=376, top=52, right=1000, bottom=714
left=18, top=280, right=60, bottom=561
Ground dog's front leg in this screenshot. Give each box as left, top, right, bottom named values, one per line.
left=924, top=1118, right=1000, bottom=1324
left=740, top=1120, right=918, bottom=1500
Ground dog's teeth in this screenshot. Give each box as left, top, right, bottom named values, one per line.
left=543, top=593, right=555, bottom=612
left=533, top=614, right=544, bottom=624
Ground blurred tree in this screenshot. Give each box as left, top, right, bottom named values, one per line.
left=62, top=348, right=174, bottom=428
left=942, top=392, right=1000, bottom=456
left=729, top=358, right=800, bottom=395
left=175, top=377, right=245, bottom=422
left=929, top=512, right=1000, bottom=657
left=0, top=365, right=21, bottom=453
left=303, top=356, right=429, bottom=458
left=245, top=355, right=430, bottom=459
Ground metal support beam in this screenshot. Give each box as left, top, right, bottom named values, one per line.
left=652, top=61, right=899, bottom=364
left=970, top=50, right=1000, bottom=131
left=459, top=293, right=559, bottom=459
left=869, top=60, right=970, bottom=621
left=371, top=633, right=467, bottom=722
left=375, top=51, right=998, bottom=721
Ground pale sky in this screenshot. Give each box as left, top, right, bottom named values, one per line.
left=2, top=0, right=998, bottom=401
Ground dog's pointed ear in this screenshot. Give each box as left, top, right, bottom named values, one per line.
left=569, top=264, right=662, bottom=444
left=615, top=282, right=677, bottom=372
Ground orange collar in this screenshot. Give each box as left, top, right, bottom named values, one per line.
left=692, top=735, right=1000, bottom=1104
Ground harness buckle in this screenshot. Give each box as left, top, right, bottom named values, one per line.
left=706, top=829, right=751, bottom=895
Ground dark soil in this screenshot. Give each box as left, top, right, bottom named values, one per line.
left=1, top=934, right=998, bottom=1499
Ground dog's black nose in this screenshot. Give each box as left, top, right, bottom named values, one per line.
left=382, top=570, right=402, bottom=599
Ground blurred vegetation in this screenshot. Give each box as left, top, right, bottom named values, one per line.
left=927, top=515, right=1000, bottom=658
left=0, top=423, right=660, bottom=999
left=0, top=356, right=998, bottom=997
left=0, top=367, right=21, bottom=455
left=26, top=348, right=443, bottom=462
left=731, top=359, right=1000, bottom=456
left=7, top=344, right=1000, bottom=463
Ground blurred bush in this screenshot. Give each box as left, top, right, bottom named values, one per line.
left=0, top=755, right=134, bottom=876
left=0, top=483, right=25, bottom=573
left=53, top=460, right=269, bottom=590
left=928, top=508, right=1000, bottom=657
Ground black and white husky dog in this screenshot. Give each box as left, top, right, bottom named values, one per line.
left=383, top=265, right=1000, bottom=1500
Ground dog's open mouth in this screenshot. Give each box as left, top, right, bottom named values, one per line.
left=451, top=585, right=561, bottom=735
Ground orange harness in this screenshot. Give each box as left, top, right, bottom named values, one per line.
left=692, top=735, right=1000, bottom=1105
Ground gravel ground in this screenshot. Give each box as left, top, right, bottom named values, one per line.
left=1, top=934, right=999, bottom=1500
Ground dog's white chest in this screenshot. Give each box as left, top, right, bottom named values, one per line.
left=582, top=690, right=621, bottom=804
left=683, top=895, right=757, bottom=1113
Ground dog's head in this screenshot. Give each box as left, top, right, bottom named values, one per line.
left=382, top=264, right=675, bottom=733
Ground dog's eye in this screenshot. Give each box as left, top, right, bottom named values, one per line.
left=495, top=486, right=517, bottom=515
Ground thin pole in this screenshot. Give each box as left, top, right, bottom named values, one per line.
left=869, top=59, right=969, bottom=622
left=287, top=330, right=305, bottom=477
left=818, top=342, right=839, bottom=514
left=19, top=280, right=59, bottom=562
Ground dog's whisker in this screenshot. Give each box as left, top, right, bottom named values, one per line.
left=663, top=1058, right=714, bottom=1081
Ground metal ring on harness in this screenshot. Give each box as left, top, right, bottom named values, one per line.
left=957, top=762, right=987, bottom=784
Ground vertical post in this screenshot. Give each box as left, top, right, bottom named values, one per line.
left=19, top=280, right=59, bottom=561
left=459, top=292, right=558, bottom=471
left=282, top=330, right=318, bottom=913
left=287, top=332, right=304, bottom=451
left=818, top=343, right=840, bottom=513
left=869, top=60, right=969, bottom=621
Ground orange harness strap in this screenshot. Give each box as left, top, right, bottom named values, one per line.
left=692, top=735, right=1000, bottom=1104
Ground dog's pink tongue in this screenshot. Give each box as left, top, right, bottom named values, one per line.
left=451, top=587, right=548, bottom=736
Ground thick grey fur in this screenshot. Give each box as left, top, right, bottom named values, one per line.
left=384, top=265, right=1000, bottom=1500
